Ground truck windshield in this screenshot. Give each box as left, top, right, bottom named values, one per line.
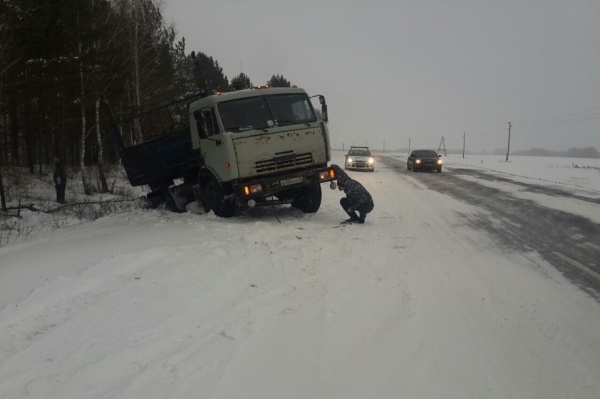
left=218, top=93, right=317, bottom=132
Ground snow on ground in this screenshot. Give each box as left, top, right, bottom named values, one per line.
left=1, top=151, right=600, bottom=398
left=441, top=153, right=600, bottom=195
left=408, top=153, right=600, bottom=225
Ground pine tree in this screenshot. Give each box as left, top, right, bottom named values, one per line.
left=267, top=74, right=291, bottom=87
left=186, top=50, right=229, bottom=95
left=231, top=72, right=252, bottom=90
left=171, top=38, right=197, bottom=97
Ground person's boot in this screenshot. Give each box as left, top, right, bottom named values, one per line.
left=346, top=212, right=359, bottom=222
left=357, top=212, right=366, bottom=224
left=342, top=210, right=359, bottom=223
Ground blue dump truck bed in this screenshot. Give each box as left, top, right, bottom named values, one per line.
left=111, top=93, right=205, bottom=189
left=119, top=130, right=198, bottom=188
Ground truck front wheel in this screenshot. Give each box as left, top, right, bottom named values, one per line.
left=291, top=182, right=322, bottom=213
left=204, top=179, right=235, bottom=218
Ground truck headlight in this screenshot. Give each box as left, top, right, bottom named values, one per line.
left=319, top=171, right=330, bottom=181
left=244, top=184, right=263, bottom=196
left=437, top=159, right=443, bottom=165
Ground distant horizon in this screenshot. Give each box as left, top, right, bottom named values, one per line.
left=334, top=146, right=600, bottom=159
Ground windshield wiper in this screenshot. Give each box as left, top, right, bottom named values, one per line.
left=226, top=125, right=270, bottom=133
left=276, top=120, right=296, bottom=126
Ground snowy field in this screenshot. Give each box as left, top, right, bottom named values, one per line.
left=400, top=152, right=600, bottom=225
left=441, top=152, right=600, bottom=196
left=1, top=151, right=600, bottom=399
left=380, top=151, right=600, bottom=193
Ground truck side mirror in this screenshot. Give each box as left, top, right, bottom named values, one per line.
left=318, top=95, right=328, bottom=122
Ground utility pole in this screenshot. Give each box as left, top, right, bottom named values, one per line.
left=462, top=132, right=465, bottom=158
left=438, top=136, right=447, bottom=156
left=506, top=122, right=512, bottom=161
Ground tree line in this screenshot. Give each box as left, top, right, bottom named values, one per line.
left=0, top=0, right=291, bottom=199
left=492, top=147, right=599, bottom=159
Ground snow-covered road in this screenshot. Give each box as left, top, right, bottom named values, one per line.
left=1, top=153, right=600, bottom=398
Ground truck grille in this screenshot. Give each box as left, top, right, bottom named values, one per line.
left=255, top=152, right=313, bottom=173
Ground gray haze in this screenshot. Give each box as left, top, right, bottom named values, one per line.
left=163, top=0, right=600, bottom=153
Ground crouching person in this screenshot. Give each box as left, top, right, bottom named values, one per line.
left=332, top=164, right=374, bottom=224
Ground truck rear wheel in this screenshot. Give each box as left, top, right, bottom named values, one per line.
left=292, top=182, right=322, bottom=213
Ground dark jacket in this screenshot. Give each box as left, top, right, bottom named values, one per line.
left=53, top=161, right=66, bottom=186
left=342, top=179, right=374, bottom=213
left=332, top=164, right=374, bottom=212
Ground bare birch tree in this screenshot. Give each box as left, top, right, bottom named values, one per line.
left=89, top=1, right=130, bottom=193
left=114, top=0, right=177, bottom=143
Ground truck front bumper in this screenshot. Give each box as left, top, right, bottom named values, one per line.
left=233, top=166, right=335, bottom=200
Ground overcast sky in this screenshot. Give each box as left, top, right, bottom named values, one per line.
left=163, top=0, right=600, bottom=153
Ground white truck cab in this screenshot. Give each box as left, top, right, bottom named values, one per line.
left=188, top=86, right=335, bottom=216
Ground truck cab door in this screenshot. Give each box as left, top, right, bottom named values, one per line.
left=194, top=108, right=219, bottom=140
left=194, top=108, right=228, bottom=173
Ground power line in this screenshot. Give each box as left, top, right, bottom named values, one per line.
left=515, top=105, right=600, bottom=125
left=513, top=105, right=600, bottom=129
left=515, top=114, right=600, bottom=130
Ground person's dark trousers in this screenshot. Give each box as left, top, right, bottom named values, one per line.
left=340, top=198, right=359, bottom=221
left=56, top=184, right=66, bottom=204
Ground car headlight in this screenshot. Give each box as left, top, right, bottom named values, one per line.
left=347, top=158, right=353, bottom=163
left=368, top=158, right=374, bottom=164
left=415, top=159, right=421, bottom=164
left=437, top=159, right=442, bottom=165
